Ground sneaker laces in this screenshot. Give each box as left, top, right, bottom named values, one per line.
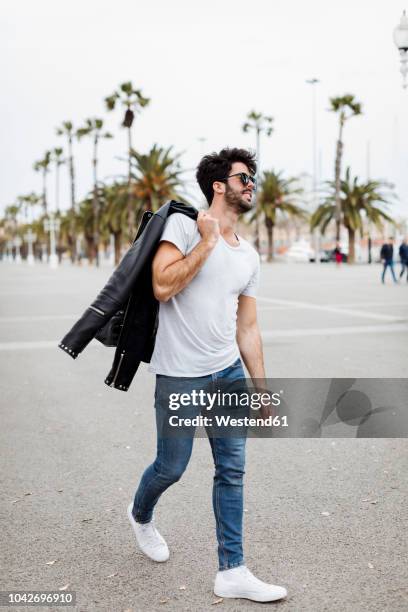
left=236, top=566, right=263, bottom=586
left=139, top=521, right=164, bottom=548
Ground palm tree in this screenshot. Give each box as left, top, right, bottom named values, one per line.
left=131, top=145, right=185, bottom=213
left=311, top=168, right=395, bottom=263
left=33, top=151, right=51, bottom=213
left=77, top=118, right=113, bottom=266
left=99, top=182, right=129, bottom=265
left=257, top=171, right=306, bottom=261
left=76, top=196, right=97, bottom=263
left=105, top=82, right=150, bottom=238
left=4, top=203, right=20, bottom=227
left=58, top=207, right=81, bottom=261
left=56, top=121, right=77, bottom=212
left=3, top=204, right=21, bottom=258
left=17, top=192, right=41, bottom=223
left=56, top=121, right=78, bottom=262
left=242, top=110, right=274, bottom=251
left=329, top=94, right=362, bottom=241
left=51, top=147, right=65, bottom=212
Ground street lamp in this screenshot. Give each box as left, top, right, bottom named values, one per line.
left=13, top=237, right=23, bottom=263
left=24, top=229, right=37, bottom=266
left=306, top=78, right=320, bottom=264
left=393, top=10, right=408, bottom=88
left=43, top=214, right=60, bottom=269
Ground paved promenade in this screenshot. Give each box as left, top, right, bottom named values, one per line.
left=0, top=261, right=407, bottom=611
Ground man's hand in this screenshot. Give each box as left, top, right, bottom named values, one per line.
left=257, top=392, right=277, bottom=421
left=197, top=210, right=220, bottom=245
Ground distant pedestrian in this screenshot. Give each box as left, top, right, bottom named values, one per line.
left=399, top=238, right=408, bottom=282
left=380, top=237, right=398, bottom=284
left=334, top=243, right=342, bottom=266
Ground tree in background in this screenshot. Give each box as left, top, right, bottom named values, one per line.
left=18, top=192, right=41, bottom=222
left=58, top=208, right=79, bottom=262
left=131, top=145, right=185, bottom=212
left=105, top=82, right=150, bottom=239
left=99, top=182, right=129, bottom=265
left=56, top=121, right=77, bottom=212
left=56, top=121, right=78, bottom=262
left=311, top=168, right=395, bottom=263
left=258, top=170, right=306, bottom=261
left=51, top=147, right=65, bottom=213
left=77, top=118, right=113, bottom=266
left=242, top=110, right=274, bottom=251
left=33, top=151, right=51, bottom=213
left=2, top=204, right=22, bottom=258
left=329, top=94, right=362, bottom=241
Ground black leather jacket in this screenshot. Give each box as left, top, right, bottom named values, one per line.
left=59, top=200, right=198, bottom=391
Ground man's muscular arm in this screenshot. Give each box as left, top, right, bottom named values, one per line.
left=236, top=295, right=266, bottom=383
left=152, top=211, right=219, bottom=302
left=237, top=295, right=275, bottom=419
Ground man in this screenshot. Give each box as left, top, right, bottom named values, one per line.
left=399, top=237, right=408, bottom=282
left=127, top=148, right=287, bottom=602
left=380, top=237, right=398, bottom=284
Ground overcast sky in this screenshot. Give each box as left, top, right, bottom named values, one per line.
left=1, top=0, right=407, bottom=217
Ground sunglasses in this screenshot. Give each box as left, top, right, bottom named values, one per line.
left=219, top=172, right=257, bottom=190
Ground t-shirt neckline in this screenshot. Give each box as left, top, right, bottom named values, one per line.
left=220, top=234, right=241, bottom=250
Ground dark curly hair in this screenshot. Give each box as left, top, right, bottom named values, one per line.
left=196, top=147, right=257, bottom=205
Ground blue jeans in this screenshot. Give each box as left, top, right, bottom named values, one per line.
left=131, top=357, right=247, bottom=570
left=382, top=261, right=397, bottom=283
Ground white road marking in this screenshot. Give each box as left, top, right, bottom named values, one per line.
left=262, top=323, right=408, bottom=341
left=0, top=314, right=78, bottom=323
left=324, top=301, right=408, bottom=308
left=0, top=323, right=407, bottom=351
left=257, top=296, right=406, bottom=322
left=0, top=340, right=105, bottom=351
left=257, top=304, right=304, bottom=311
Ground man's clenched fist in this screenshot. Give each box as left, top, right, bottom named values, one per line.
left=197, top=210, right=220, bottom=245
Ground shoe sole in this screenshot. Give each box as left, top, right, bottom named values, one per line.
left=214, top=587, right=287, bottom=602
left=127, top=504, right=169, bottom=563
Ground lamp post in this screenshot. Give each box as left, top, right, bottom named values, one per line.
left=306, top=78, right=320, bottom=263
left=24, top=229, right=37, bottom=266
left=393, top=11, right=408, bottom=88
left=43, top=215, right=60, bottom=269
left=14, top=236, right=22, bottom=263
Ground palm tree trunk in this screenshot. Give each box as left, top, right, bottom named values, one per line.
left=127, top=125, right=134, bottom=240
left=254, top=127, right=261, bottom=252
left=334, top=118, right=344, bottom=241
left=93, top=135, right=100, bottom=267
left=42, top=169, right=47, bottom=214
left=114, top=231, right=122, bottom=266
left=68, top=134, right=77, bottom=263
left=55, top=163, right=60, bottom=212
left=347, top=227, right=355, bottom=264
left=85, top=235, right=94, bottom=263
left=265, top=220, right=274, bottom=262
left=68, top=135, right=76, bottom=212
left=254, top=212, right=260, bottom=252
left=55, top=165, right=61, bottom=260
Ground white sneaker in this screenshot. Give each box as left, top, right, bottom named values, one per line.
left=214, top=565, right=287, bottom=602
left=127, top=503, right=169, bottom=562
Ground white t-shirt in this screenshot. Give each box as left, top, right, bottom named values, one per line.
left=148, top=213, right=260, bottom=377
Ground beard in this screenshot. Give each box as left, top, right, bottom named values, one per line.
left=224, top=183, right=253, bottom=214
